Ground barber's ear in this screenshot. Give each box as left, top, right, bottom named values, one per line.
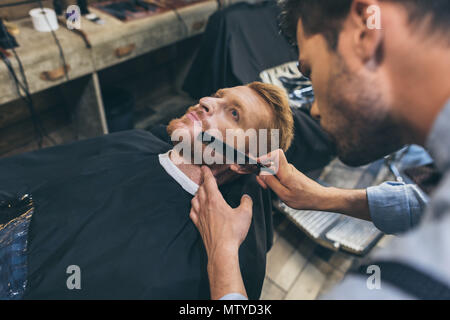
left=230, top=164, right=257, bottom=175
left=349, top=0, right=383, bottom=66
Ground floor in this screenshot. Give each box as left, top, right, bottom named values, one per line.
left=261, top=212, right=393, bottom=300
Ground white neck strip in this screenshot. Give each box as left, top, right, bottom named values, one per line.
left=158, top=150, right=199, bottom=196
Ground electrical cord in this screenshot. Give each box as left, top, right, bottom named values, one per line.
left=161, top=1, right=189, bottom=38
left=174, top=9, right=188, bottom=38
left=36, top=0, right=74, bottom=142
left=1, top=52, right=45, bottom=147
left=3, top=0, right=186, bottom=143
left=3, top=55, right=57, bottom=147
left=36, top=0, right=79, bottom=140
left=37, top=0, right=70, bottom=82
left=1, top=0, right=86, bottom=144
left=0, top=21, right=57, bottom=147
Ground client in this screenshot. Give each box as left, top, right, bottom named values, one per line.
left=0, top=82, right=293, bottom=299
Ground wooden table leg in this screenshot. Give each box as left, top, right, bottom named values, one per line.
left=73, top=72, right=108, bottom=139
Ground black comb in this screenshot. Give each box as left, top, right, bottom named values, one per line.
left=197, top=132, right=275, bottom=175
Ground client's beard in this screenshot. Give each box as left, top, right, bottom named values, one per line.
left=167, top=105, right=196, bottom=137
left=167, top=120, right=242, bottom=185
left=167, top=107, right=210, bottom=165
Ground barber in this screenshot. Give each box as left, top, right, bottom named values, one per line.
left=191, top=0, right=450, bottom=299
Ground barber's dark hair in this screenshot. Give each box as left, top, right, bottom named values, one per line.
left=279, top=0, right=352, bottom=49
left=279, top=0, right=450, bottom=50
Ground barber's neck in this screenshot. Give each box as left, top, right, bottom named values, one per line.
left=169, top=149, right=237, bottom=186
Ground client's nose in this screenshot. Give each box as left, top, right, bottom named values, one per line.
left=199, top=97, right=217, bottom=116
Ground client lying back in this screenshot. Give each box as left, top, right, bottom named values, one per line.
left=0, top=82, right=296, bottom=299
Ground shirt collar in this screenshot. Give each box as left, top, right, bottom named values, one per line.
left=158, top=150, right=199, bottom=196
left=426, top=99, right=450, bottom=172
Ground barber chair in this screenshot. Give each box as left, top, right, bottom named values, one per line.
left=260, top=61, right=314, bottom=111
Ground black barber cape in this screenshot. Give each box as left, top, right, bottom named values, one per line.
left=0, top=130, right=272, bottom=299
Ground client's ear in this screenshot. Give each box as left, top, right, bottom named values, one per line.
left=230, top=164, right=258, bottom=175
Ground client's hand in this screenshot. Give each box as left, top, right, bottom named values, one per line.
left=190, top=166, right=253, bottom=300
left=190, top=166, right=253, bottom=257
left=256, top=149, right=329, bottom=211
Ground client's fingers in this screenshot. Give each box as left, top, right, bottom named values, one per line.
left=238, top=194, right=253, bottom=213
left=201, top=166, right=220, bottom=193
left=191, top=196, right=200, bottom=213
left=197, top=185, right=207, bottom=201
left=189, top=208, right=198, bottom=225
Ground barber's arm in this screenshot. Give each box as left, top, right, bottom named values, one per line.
left=258, top=149, right=428, bottom=234
left=190, top=166, right=253, bottom=300
left=366, top=182, right=428, bottom=234
left=257, top=149, right=372, bottom=221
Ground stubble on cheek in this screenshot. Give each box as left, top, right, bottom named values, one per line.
left=325, top=72, right=403, bottom=166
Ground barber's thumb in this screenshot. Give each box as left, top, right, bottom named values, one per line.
left=239, top=194, right=253, bottom=211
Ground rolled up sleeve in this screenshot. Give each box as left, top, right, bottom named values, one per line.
left=367, top=182, right=428, bottom=234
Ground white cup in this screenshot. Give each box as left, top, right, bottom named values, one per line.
left=29, top=8, right=59, bottom=32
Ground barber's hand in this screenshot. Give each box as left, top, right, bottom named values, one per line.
left=256, top=149, right=328, bottom=211
left=190, top=166, right=253, bottom=258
